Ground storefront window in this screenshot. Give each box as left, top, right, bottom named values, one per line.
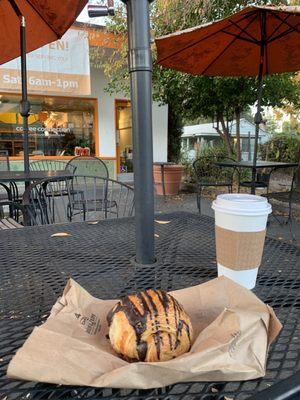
left=0, top=94, right=96, bottom=156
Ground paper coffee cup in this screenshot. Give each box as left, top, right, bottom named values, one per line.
left=212, top=194, right=272, bottom=289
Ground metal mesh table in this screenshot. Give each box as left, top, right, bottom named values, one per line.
left=0, top=212, right=299, bottom=399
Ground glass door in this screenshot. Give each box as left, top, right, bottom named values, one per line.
left=116, top=100, right=132, bottom=174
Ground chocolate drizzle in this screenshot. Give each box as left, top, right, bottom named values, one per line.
left=107, top=289, right=192, bottom=362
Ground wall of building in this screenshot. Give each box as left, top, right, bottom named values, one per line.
left=90, top=68, right=168, bottom=165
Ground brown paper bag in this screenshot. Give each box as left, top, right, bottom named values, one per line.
left=7, top=276, right=282, bottom=389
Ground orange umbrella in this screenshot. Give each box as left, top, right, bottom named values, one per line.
left=0, top=0, right=87, bottom=172
left=156, top=5, right=300, bottom=193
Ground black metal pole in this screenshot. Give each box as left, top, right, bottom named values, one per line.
left=121, top=0, right=155, bottom=264
left=252, top=11, right=266, bottom=195
left=20, top=16, right=31, bottom=174
left=8, top=0, right=31, bottom=173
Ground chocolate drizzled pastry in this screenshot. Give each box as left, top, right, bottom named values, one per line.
left=107, top=289, right=193, bottom=362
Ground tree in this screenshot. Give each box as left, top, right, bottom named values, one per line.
left=100, top=0, right=300, bottom=160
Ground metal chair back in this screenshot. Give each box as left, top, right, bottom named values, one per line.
left=0, top=151, right=21, bottom=203
left=29, top=159, right=76, bottom=174
left=193, top=156, right=234, bottom=185
left=68, top=175, right=134, bottom=222
left=22, top=175, right=134, bottom=225
left=30, top=160, right=76, bottom=195
left=22, top=177, right=73, bottom=226
left=193, top=156, right=233, bottom=214
left=66, top=156, right=109, bottom=179
left=265, top=164, right=300, bottom=226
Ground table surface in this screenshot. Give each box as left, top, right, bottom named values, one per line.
left=0, top=170, right=74, bottom=182
left=153, top=162, right=178, bottom=166
left=0, top=212, right=299, bottom=399
left=215, top=160, right=299, bottom=169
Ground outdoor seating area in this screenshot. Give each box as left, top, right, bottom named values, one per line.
left=0, top=2, right=300, bottom=400
left=0, top=157, right=134, bottom=227
left=193, top=159, right=300, bottom=229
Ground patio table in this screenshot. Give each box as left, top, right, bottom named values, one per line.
left=215, top=161, right=299, bottom=195
left=0, top=170, right=74, bottom=183
left=0, top=171, right=75, bottom=219
left=215, top=160, right=299, bottom=170
left=0, top=212, right=299, bottom=399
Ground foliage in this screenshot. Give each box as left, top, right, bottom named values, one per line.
left=282, top=115, right=300, bottom=135
left=264, top=113, right=280, bottom=134
left=168, top=106, right=183, bottom=162
left=100, top=0, right=300, bottom=159
left=260, top=133, right=300, bottom=163
left=181, top=143, right=230, bottom=182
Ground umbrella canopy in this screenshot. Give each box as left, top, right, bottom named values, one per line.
left=0, top=0, right=87, bottom=65
left=156, top=5, right=300, bottom=194
left=156, top=5, right=300, bottom=76
left=0, top=0, right=87, bottom=173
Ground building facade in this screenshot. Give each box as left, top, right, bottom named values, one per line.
left=0, top=23, right=168, bottom=178
left=182, top=118, right=270, bottom=161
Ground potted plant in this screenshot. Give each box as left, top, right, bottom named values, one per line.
left=74, top=138, right=91, bottom=156
left=153, top=162, right=184, bottom=195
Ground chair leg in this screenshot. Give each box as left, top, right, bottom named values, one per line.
left=287, top=218, right=296, bottom=242
left=196, top=186, right=202, bottom=215
left=287, top=197, right=292, bottom=225
left=270, top=211, right=284, bottom=226
left=67, top=204, right=72, bottom=222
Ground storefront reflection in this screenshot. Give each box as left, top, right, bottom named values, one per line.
left=0, top=94, right=96, bottom=157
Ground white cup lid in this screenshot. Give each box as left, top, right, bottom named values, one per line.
left=212, top=193, right=272, bottom=216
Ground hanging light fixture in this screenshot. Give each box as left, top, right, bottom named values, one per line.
left=88, top=1, right=115, bottom=17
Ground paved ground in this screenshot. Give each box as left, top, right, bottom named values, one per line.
left=155, top=192, right=300, bottom=247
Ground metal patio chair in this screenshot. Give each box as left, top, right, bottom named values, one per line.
left=30, top=159, right=76, bottom=197
left=66, top=156, right=109, bottom=178
left=237, top=167, right=271, bottom=193
left=67, top=175, right=134, bottom=222
left=264, top=164, right=300, bottom=226
left=0, top=200, right=25, bottom=229
left=0, top=150, right=20, bottom=202
left=193, top=156, right=233, bottom=214
left=22, top=177, right=73, bottom=226
left=29, top=159, right=75, bottom=172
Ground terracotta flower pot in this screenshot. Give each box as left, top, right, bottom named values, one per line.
left=153, top=164, right=184, bottom=195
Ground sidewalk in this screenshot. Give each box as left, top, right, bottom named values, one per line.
left=155, top=193, right=300, bottom=246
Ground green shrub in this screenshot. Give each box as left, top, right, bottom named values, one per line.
left=198, top=143, right=229, bottom=161
left=260, top=133, right=300, bottom=163
left=180, top=149, right=196, bottom=182
left=181, top=144, right=254, bottom=184
left=181, top=144, right=234, bottom=183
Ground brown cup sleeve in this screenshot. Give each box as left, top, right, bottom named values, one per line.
left=215, top=225, right=266, bottom=270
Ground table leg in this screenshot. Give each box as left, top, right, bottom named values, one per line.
left=251, top=167, right=256, bottom=195
left=161, top=164, right=166, bottom=200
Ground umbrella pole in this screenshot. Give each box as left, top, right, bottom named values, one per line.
left=121, top=0, right=155, bottom=265
left=20, top=16, right=31, bottom=174
left=252, top=11, right=266, bottom=195
left=9, top=1, right=31, bottom=174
